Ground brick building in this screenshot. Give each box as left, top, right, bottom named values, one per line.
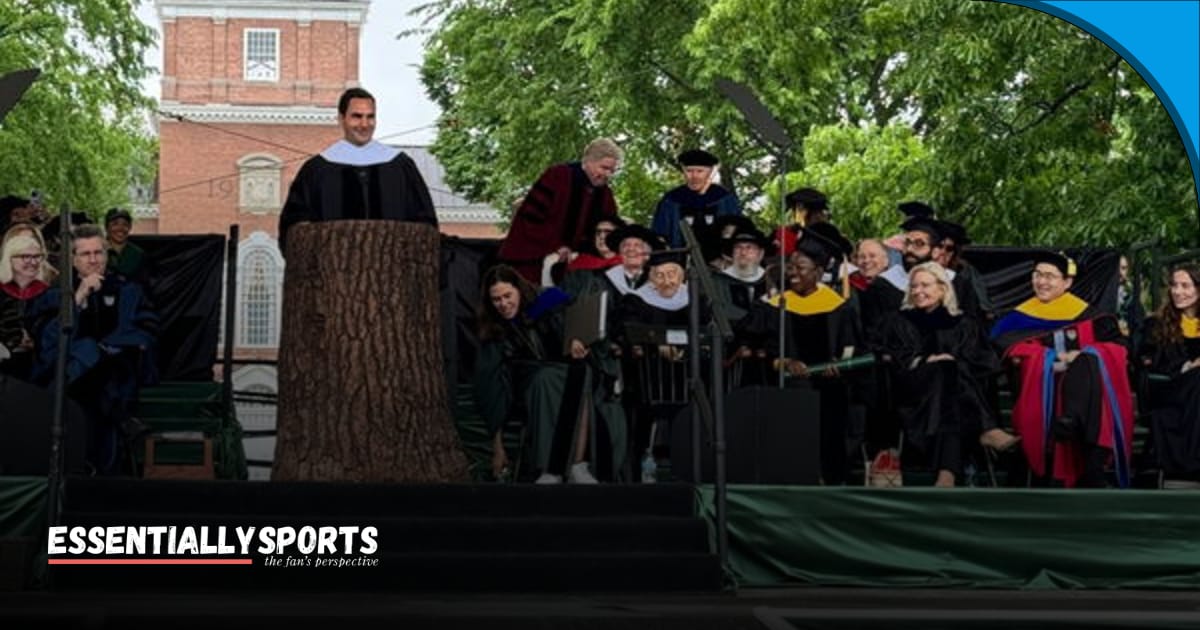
left=151, top=0, right=500, bottom=478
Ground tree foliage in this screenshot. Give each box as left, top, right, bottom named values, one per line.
left=0, top=0, right=155, bottom=215
left=416, top=0, right=1197, bottom=248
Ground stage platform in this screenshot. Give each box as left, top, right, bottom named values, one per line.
left=3, top=587, right=1200, bottom=629
left=4, top=477, right=1200, bottom=627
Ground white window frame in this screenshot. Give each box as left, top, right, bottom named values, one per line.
left=237, top=232, right=285, bottom=348
left=243, top=28, right=280, bottom=82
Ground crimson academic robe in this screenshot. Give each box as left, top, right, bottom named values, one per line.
left=499, top=162, right=618, bottom=284
left=278, top=140, right=437, bottom=256
left=990, top=294, right=1134, bottom=487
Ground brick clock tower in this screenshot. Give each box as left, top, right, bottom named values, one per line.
left=153, top=0, right=501, bottom=478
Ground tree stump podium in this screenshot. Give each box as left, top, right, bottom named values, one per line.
left=273, top=221, right=468, bottom=482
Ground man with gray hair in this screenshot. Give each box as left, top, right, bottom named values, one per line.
left=28, top=222, right=158, bottom=475
left=498, top=138, right=622, bottom=284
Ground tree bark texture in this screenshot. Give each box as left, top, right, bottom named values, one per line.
left=274, top=221, right=469, bottom=482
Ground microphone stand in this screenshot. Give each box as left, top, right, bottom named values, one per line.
left=679, top=220, right=732, bottom=568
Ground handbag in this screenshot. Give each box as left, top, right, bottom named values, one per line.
left=868, top=448, right=903, bottom=488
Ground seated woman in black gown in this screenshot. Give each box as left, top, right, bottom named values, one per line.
left=745, top=230, right=865, bottom=485
left=1139, top=264, right=1200, bottom=484
left=877, top=262, right=1015, bottom=487
left=474, top=265, right=626, bottom=484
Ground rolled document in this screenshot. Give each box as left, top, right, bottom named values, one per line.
left=773, top=353, right=876, bottom=375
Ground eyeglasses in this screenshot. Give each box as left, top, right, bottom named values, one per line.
left=904, top=238, right=931, bottom=248
left=13, top=254, right=44, bottom=263
left=1032, top=270, right=1064, bottom=281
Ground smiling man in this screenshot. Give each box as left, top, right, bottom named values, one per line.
left=651, top=149, right=742, bottom=249
left=498, top=138, right=623, bottom=284
left=104, top=207, right=145, bottom=283
left=990, top=251, right=1134, bottom=488
left=278, top=87, right=437, bottom=256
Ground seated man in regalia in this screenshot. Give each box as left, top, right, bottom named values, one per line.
left=990, top=251, right=1134, bottom=488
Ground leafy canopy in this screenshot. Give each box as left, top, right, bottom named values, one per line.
left=417, top=0, right=1196, bottom=248
left=0, top=0, right=156, bottom=215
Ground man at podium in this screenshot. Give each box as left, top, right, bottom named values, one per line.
left=278, top=87, right=438, bottom=255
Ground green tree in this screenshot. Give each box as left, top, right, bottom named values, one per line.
left=0, top=0, right=155, bottom=215
left=417, top=0, right=1197, bottom=248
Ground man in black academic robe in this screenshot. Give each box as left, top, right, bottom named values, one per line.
left=278, top=88, right=437, bottom=255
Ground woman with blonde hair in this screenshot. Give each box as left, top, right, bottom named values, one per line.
left=877, top=261, right=1013, bottom=487
left=0, top=234, right=52, bottom=379
left=3, top=221, right=57, bottom=282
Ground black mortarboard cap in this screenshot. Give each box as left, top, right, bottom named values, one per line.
left=0, top=195, right=29, bottom=226
left=785, top=187, right=827, bottom=211
left=709, top=214, right=755, bottom=239
left=722, top=226, right=770, bottom=256
left=901, top=215, right=944, bottom=242
left=806, top=221, right=853, bottom=257
left=791, top=226, right=841, bottom=269
left=1032, top=250, right=1077, bottom=278
left=105, top=207, right=133, bottom=225
left=898, top=201, right=935, bottom=218
left=937, top=219, right=970, bottom=246
left=647, top=248, right=688, bottom=270
left=677, top=149, right=719, bottom=168
left=606, top=223, right=662, bottom=254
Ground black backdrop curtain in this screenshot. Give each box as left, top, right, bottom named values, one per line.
left=132, top=234, right=224, bottom=382
left=124, top=235, right=1119, bottom=386
left=964, top=246, right=1120, bottom=315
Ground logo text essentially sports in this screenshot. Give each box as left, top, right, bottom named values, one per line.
left=47, top=525, right=379, bottom=566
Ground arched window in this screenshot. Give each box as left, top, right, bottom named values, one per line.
left=238, top=232, right=284, bottom=348
left=237, top=153, right=283, bottom=214
left=232, top=365, right=278, bottom=481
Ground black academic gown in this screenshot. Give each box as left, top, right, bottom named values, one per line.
left=878, top=307, right=1000, bottom=474
left=744, top=285, right=866, bottom=485
left=1139, top=317, right=1200, bottom=477
left=278, top=141, right=437, bottom=255
left=859, top=267, right=906, bottom=348
left=473, top=289, right=626, bottom=478
left=713, top=269, right=772, bottom=386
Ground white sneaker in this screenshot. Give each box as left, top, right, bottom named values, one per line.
left=535, top=473, right=563, bottom=484
left=568, top=462, right=599, bottom=484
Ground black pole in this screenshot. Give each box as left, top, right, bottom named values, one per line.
left=47, top=206, right=75, bottom=533
left=776, top=151, right=788, bottom=389
left=709, top=315, right=728, bottom=567
left=221, top=225, right=240, bottom=411
left=688, top=262, right=703, bottom=484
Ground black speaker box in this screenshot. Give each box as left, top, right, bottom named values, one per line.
left=671, top=385, right=821, bottom=484
left=0, top=375, right=86, bottom=475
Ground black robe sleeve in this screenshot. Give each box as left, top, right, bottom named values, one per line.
left=391, top=153, right=438, bottom=227
left=278, top=158, right=322, bottom=257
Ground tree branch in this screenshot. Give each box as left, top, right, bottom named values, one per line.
left=1010, top=55, right=1122, bottom=136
